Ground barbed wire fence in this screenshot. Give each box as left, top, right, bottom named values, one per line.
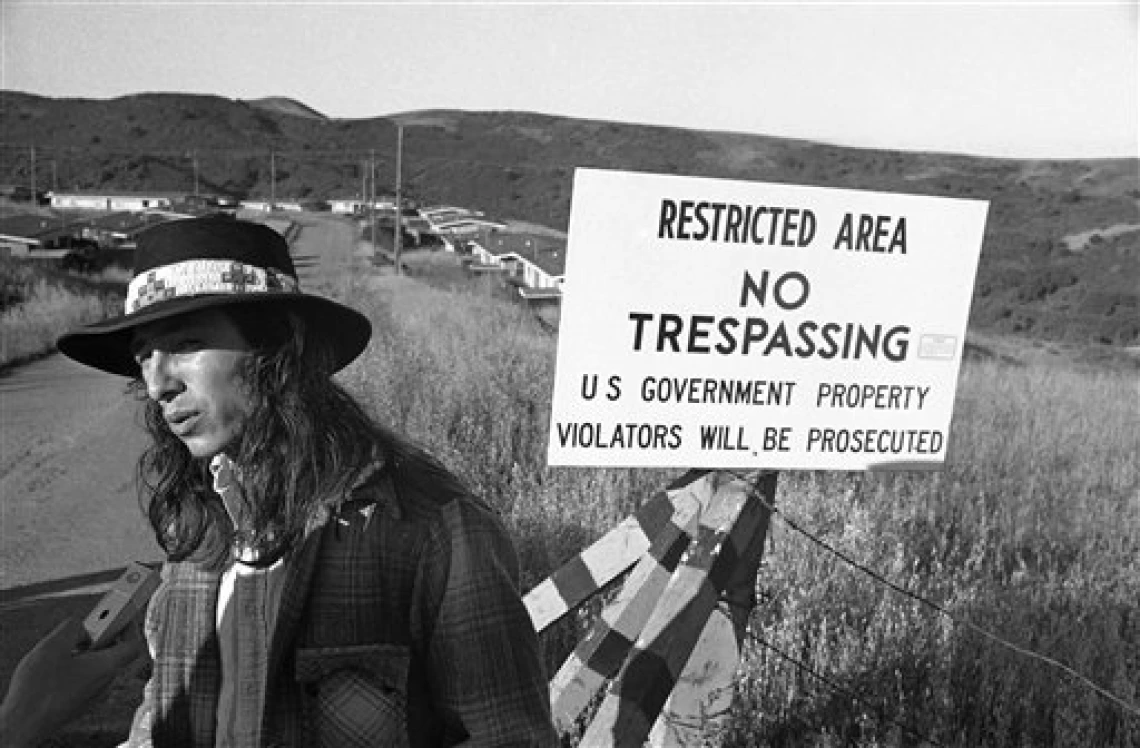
left=711, top=468, right=1139, bottom=745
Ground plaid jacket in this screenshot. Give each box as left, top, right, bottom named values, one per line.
left=126, top=460, right=557, bottom=747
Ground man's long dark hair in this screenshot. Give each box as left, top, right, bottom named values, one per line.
left=132, top=305, right=466, bottom=570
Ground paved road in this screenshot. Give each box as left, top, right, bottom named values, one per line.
left=0, top=355, right=153, bottom=590
left=0, top=212, right=361, bottom=741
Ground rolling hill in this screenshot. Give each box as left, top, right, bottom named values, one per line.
left=1, top=90, right=1137, bottom=354
left=245, top=96, right=329, bottom=121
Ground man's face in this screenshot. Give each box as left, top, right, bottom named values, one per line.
left=131, top=307, right=256, bottom=459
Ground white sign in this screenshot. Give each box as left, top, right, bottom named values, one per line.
left=547, top=168, right=989, bottom=471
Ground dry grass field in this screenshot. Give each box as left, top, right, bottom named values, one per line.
left=0, top=258, right=125, bottom=369
left=341, top=274, right=1139, bottom=747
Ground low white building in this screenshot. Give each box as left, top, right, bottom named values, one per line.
left=468, top=241, right=564, bottom=295
left=241, top=199, right=305, bottom=212
left=418, top=206, right=504, bottom=241
left=433, top=218, right=507, bottom=240
left=0, top=232, right=42, bottom=256
left=330, top=198, right=397, bottom=215
left=329, top=199, right=361, bottom=215
left=48, top=192, right=174, bottom=211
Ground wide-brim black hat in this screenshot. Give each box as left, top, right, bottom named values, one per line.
left=57, top=215, right=372, bottom=377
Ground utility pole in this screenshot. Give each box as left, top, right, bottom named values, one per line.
left=369, top=149, right=377, bottom=249
left=193, top=151, right=200, bottom=197
left=394, top=125, right=404, bottom=275
left=360, top=159, right=367, bottom=216
left=270, top=150, right=276, bottom=210
left=29, top=146, right=36, bottom=199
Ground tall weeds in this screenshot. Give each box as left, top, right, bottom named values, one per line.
left=0, top=259, right=125, bottom=368
left=340, top=276, right=1138, bottom=747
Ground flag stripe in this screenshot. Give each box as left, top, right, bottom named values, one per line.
left=581, top=472, right=768, bottom=745
left=548, top=490, right=702, bottom=731
left=526, top=488, right=684, bottom=632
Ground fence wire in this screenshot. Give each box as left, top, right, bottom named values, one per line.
left=744, top=628, right=945, bottom=748
left=727, top=469, right=1140, bottom=720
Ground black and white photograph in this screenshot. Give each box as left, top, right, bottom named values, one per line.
left=1, top=1, right=1137, bottom=746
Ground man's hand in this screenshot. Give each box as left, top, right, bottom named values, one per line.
left=0, top=617, right=146, bottom=748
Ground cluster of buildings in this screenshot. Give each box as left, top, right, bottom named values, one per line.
left=463, top=230, right=565, bottom=301
left=0, top=208, right=192, bottom=261
left=0, top=189, right=233, bottom=259
left=0, top=189, right=567, bottom=304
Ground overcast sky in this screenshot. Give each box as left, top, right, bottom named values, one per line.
left=3, top=1, right=1136, bottom=160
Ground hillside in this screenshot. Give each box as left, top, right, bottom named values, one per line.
left=1, top=90, right=1137, bottom=352
left=245, top=96, right=328, bottom=121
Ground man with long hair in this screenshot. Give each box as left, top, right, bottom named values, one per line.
left=2, top=216, right=555, bottom=746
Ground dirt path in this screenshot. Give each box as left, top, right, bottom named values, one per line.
left=0, top=212, right=361, bottom=743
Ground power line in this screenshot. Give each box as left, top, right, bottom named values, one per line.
left=0, top=144, right=583, bottom=176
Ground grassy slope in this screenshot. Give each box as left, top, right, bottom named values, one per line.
left=340, top=272, right=1139, bottom=747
